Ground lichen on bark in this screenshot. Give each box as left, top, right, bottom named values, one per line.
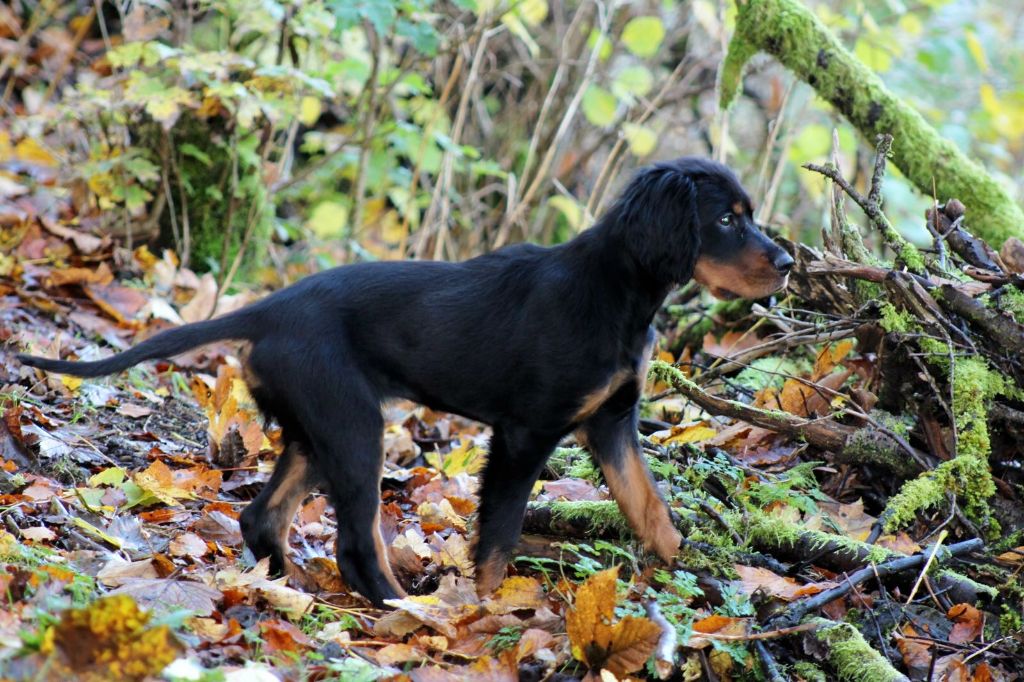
left=720, top=0, right=1024, bottom=245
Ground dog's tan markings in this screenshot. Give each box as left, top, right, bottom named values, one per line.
left=601, top=443, right=681, bottom=562
left=732, top=201, right=744, bottom=216
left=372, top=505, right=407, bottom=598
left=474, top=551, right=508, bottom=597
left=267, top=448, right=310, bottom=515
left=573, top=369, right=632, bottom=423
left=694, top=245, right=786, bottom=299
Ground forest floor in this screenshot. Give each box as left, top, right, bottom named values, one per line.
left=1, top=155, right=1021, bottom=681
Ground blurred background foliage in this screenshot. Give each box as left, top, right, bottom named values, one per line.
left=1, top=0, right=1022, bottom=286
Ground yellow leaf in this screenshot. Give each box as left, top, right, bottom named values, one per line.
left=41, top=595, right=180, bottom=679
left=14, top=137, right=57, bottom=166
left=964, top=30, right=989, bottom=73
left=299, top=96, right=322, bottom=126
left=71, top=517, right=123, bottom=548
left=652, top=423, right=716, bottom=445
left=425, top=439, right=485, bottom=477
left=548, top=195, right=584, bottom=231
left=566, top=566, right=661, bottom=676
left=61, top=375, right=83, bottom=393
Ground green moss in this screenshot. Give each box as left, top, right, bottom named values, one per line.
left=933, top=569, right=996, bottom=599
left=813, top=620, right=907, bottom=682
left=739, top=509, right=893, bottom=564
left=1000, top=604, right=1023, bottom=635
left=997, top=288, right=1024, bottom=326
left=791, top=661, right=829, bottom=682
left=879, top=302, right=911, bottom=333
left=898, top=242, right=926, bottom=273
left=545, top=500, right=632, bottom=536
left=720, top=0, right=1024, bottom=245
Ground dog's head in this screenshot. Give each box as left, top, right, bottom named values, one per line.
left=613, top=157, right=793, bottom=298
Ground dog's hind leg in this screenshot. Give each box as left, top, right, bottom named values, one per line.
left=473, top=426, right=560, bottom=597
left=239, top=440, right=318, bottom=584
left=269, top=354, right=405, bottom=607
left=580, top=404, right=681, bottom=562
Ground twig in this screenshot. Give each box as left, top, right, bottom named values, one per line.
left=769, top=537, right=981, bottom=628
left=754, top=641, right=787, bottom=682
left=645, top=601, right=677, bottom=679
left=803, top=135, right=925, bottom=274
left=904, top=530, right=947, bottom=606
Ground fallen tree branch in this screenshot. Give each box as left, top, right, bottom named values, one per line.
left=769, top=538, right=982, bottom=628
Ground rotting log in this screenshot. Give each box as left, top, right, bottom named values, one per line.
left=719, top=0, right=1024, bottom=245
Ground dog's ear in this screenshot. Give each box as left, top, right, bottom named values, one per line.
left=613, top=165, right=701, bottom=285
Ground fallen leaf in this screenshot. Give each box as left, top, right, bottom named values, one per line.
left=20, top=526, right=56, bottom=542
left=702, top=331, right=761, bottom=360
left=109, top=578, right=222, bottom=616
left=259, top=619, right=311, bottom=654
left=894, top=623, right=932, bottom=675
left=820, top=499, right=875, bottom=542
left=947, top=603, right=983, bottom=644
left=565, top=566, right=661, bottom=677
left=40, top=595, right=180, bottom=680
left=169, top=532, right=209, bottom=558
left=486, top=576, right=546, bottom=614
left=734, top=565, right=838, bottom=601
left=685, top=614, right=750, bottom=648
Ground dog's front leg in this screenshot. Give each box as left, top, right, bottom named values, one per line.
left=580, top=405, right=681, bottom=562
left=473, top=426, right=561, bottom=597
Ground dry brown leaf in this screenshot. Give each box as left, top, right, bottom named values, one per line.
left=108, top=578, right=222, bottom=616
left=702, top=330, right=761, bottom=360
left=486, top=575, right=546, bottom=613
left=894, top=622, right=932, bottom=675
left=947, top=603, right=983, bottom=644
left=685, top=614, right=750, bottom=648
left=994, top=547, right=1024, bottom=565
left=733, top=565, right=838, bottom=601
left=819, top=499, right=876, bottom=542
left=380, top=574, right=481, bottom=638
left=260, top=619, right=312, bottom=654
left=1000, top=237, right=1024, bottom=274
left=169, top=532, right=209, bottom=558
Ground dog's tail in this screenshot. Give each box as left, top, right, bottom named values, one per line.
left=18, top=308, right=260, bottom=377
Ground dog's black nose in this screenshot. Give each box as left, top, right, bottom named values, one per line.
left=773, top=251, right=794, bottom=274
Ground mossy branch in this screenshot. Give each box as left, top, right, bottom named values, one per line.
left=721, top=0, right=1024, bottom=245
left=809, top=619, right=909, bottom=682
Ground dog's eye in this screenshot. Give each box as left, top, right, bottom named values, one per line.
left=718, top=214, right=733, bottom=227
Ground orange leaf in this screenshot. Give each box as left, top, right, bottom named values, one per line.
left=259, top=619, right=311, bottom=654
left=602, top=615, right=661, bottom=677
left=947, top=603, right=983, bottom=644
left=895, top=623, right=932, bottom=673
left=812, top=339, right=854, bottom=380
left=702, top=331, right=761, bottom=361
left=567, top=567, right=618, bottom=660
left=735, top=564, right=840, bottom=602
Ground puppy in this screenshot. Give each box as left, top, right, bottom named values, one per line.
left=19, top=157, right=792, bottom=606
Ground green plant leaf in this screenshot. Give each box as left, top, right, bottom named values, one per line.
left=622, top=123, right=657, bottom=157
left=612, top=65, right=654, bottom=101
left=621, top=16, right=665, bottom=58
left=582, top=86, right=617, bottom=127
left=549, top=195, right=584, bottom=231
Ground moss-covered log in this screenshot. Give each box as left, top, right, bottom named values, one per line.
left=720, top=0, right=1024, bottom=245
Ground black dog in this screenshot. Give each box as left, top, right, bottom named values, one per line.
left=19, top=157, right=793, bottom=607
